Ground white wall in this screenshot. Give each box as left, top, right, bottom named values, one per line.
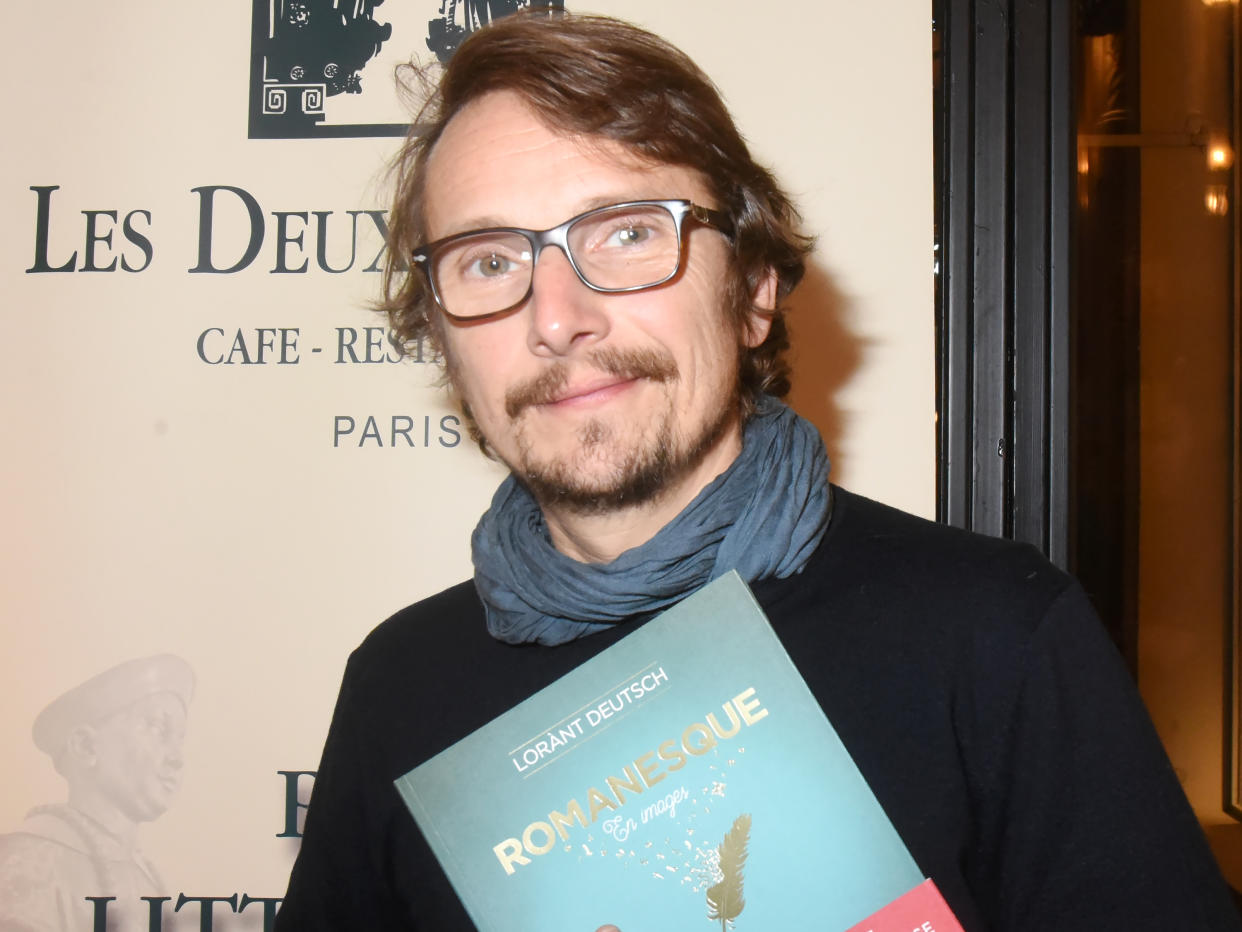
left=0, top=1, right=931, bottom=923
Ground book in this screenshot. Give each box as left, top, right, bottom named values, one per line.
left=394, top=571, right=962, bottom=932
left=844, top=878, right=963, bottom=932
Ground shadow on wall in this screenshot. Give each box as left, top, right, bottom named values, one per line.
left=784, top=261, right=865, bottom=485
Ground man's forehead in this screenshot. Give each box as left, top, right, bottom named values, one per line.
left=422, top=90, right=713, bottom=237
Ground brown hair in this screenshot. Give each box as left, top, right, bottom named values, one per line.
left=380, top=11, right=812, bottom=403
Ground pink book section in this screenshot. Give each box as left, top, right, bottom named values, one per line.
left=843, top=879, right=965, bottom=932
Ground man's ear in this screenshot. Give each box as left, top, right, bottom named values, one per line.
left=743, top=268, right=779, bottom=348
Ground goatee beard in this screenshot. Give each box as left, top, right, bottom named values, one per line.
left=503, top=347, right=740, bottom=516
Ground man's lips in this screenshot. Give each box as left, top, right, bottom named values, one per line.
left=504, top=347, right=678, bottom=420
left=539, top=376, right=640, bottom=408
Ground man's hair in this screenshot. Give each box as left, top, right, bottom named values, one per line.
left=380, top=11, right=812, bottom=403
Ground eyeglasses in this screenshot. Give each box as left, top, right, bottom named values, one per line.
left=410, top=199, right=733, bottom=321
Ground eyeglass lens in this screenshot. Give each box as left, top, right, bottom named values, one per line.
left=431, top=204, right=682, bottom=318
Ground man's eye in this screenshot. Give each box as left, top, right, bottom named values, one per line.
left=610, top=225, right=651, bottom=247
left=472, top=253, right=512, bottom=277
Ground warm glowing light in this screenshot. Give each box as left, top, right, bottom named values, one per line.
left=1203, top=0, right=1236, bottom=7
left=1078, top=148, right=1090, bottom=176
left=1205, top=185, right=1230, bottom=215
left=1208, top=143, right=1234, bottom=169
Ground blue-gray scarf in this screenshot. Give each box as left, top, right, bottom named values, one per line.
left=471, top=395, right=831, bottom=646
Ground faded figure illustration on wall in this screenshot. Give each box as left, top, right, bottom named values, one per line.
left=0, top=655, right=194, bottom=932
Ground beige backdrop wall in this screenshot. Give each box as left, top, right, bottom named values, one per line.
left=0, top=1, right=931, bottom=927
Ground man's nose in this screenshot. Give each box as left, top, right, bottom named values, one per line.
left=526, top=246, right=611, bottom=356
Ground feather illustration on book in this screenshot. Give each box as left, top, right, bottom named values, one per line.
left=706, top=813, right=751, bottom=930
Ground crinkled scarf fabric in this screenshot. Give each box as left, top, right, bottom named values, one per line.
left=471, top=395, right=831, bottom=646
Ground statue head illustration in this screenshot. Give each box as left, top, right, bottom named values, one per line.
left=33, top=654, right=195, bottom=829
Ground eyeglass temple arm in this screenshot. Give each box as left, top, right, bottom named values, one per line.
left=690, top=203, right=734, bottom=236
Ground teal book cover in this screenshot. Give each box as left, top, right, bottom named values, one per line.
left=394, top=572, right=926, bottom=932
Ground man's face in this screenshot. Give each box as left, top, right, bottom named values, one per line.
left=422, top=91, right=769, bottom=516
left=85, top=691, right=187, bottom=824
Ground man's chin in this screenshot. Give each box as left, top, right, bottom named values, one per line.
left=499, top=388, right=739, bottom=516
left=515, top=442, right=675, bottom=515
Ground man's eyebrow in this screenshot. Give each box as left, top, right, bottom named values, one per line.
left=439, top=193, right=679, bottom=238
left=441, top=214, right=508, bottom=236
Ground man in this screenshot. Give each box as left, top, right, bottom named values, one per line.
left=0, top=655, right=193, bottom=932
left=276, top=12, right=1240, bottom=930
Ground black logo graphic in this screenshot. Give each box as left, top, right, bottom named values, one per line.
left=249, top=1, right=564, bottom=139
left=426, top=1, right=562, bottom=64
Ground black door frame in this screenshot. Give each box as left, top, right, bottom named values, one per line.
left=934, top=0, right=1075, bottom=567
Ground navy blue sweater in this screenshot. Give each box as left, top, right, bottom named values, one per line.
left=277, top=487, right=1240, bottom=930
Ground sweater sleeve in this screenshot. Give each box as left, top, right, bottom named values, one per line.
left=274, top=653, right=415, bottom=931
left=962, top=581, right=1240, bottom=930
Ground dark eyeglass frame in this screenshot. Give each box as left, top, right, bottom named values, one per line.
left=410, top=199, right=734, bottom=322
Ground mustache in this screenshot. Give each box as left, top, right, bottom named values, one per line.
left=504, top=347, right=678, bottom=419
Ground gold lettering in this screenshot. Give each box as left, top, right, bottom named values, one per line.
left=706, top=701, right=742, bottom=739
left=493, top=838, right=529, bottom=875
left=658, top=737, right=687, bottom=772
left=605, top=765, right=645, bottom=805
left=682, top=722, right=718, bottom=756
left=522, top=821, right=556, bottom=856
left=634, top=750, right=666, bottom=788
left=732, top=687, right=768, bottom=726
left=587, top=786, right=619, bottom=821
left=498, top=687, right=767, bottom=877
left=548, top=799, right=588, bottom=841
